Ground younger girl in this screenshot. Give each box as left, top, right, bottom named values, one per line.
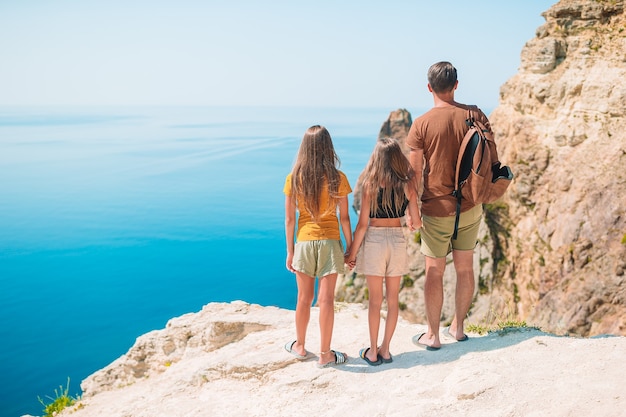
left=284, top=125, right=352, bottom=368
left=346, top=137, right=421, bottom=365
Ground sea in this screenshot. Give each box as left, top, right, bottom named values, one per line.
left=0, top=105, right=427, bottom=417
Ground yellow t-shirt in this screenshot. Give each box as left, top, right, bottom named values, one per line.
left=284, top=171, right=352, bottom=242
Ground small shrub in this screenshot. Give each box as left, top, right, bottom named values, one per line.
left=498, top=319, right=527, bottom=329
left=401, top=275, right=414, bottom=289
left=621, top=234, right=626, bottom=245
left=345, top=273, right=355, bottom=287
left=466, top=323, right=489, bottom=335
left=478, top=277, right=489, bottom=295
left=465, top=308, right=535, bottom=336
left=399, top=302, right=407, bottom=311
left=38, top=378, right=80, bottom=417
left=513, top=283, right=520, bottom=304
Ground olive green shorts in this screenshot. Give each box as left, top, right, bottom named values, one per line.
left=420, top=204, right=483, bottom=258
left=292, top=239, right=345, bottom=277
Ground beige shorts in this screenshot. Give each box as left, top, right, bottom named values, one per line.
left=420, top=204, right=483, bottom=258
left=292, top=239, right=345, bottom=277
left=355, top=227, right=408, bottom=277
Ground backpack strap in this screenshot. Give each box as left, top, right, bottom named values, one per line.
left=452, top=192, right=462, bottom=240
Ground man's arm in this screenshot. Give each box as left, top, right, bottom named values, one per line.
left=408, top=148, right=424, bottom=197
left=407, top=147, right=424, bottom=228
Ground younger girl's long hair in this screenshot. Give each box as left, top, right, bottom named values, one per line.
left=290, top=125, right=341, bottom=220
left=358, top=137, right=413, bottom=216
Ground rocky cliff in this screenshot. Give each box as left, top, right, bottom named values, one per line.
left=338, top=0, right=626, bottom=337
left=490, top=0, right=626, bottom=336
left=52, top=302, right=626, bottom=417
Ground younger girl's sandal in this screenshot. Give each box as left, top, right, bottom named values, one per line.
left=317, top=350, right=347, bottom=368
left=359, top=347, right=382, bottom=366
left=380, top=353, right=393, bottom=364
left=377, top=346, right=393, bottom=364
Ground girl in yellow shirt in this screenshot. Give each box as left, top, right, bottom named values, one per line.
left=283, top=125, right=352, bottom=368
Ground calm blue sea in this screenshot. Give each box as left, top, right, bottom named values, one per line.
left=0, top=105, right=421, bottom=417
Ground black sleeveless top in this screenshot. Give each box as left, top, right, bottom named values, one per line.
left=371, top=188, right=409, bottom=219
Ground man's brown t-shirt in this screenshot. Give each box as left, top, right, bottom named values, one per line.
left=406, top=104, right=491, bottom=217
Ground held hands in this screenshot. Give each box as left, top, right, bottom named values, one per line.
left=405, top=212, right=423, bottom=231
left=344, top=250, right=356, bottom=270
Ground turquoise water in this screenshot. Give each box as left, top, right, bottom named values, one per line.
left=0, top=105, right=406, bottom=417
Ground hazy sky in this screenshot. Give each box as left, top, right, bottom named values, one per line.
left=0, top=1, right=555, bottom=110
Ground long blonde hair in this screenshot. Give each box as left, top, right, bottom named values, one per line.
left=359, top=137, right=413, bottom=216
left=290, top=125, right=341, bottom=220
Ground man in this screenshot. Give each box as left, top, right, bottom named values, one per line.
left=406, top=61, right=490, bottom=349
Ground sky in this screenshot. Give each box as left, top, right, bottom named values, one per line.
left=0, top=1, right=556, bottom=111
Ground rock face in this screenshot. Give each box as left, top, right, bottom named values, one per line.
left=490, top=0, right=626, bottom=336
left=338, top=0, right=626, bottom=337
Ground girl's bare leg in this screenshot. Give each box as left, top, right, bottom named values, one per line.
left=293, top=271, right=315, bottom=357
left=317, top=273, right=338, bottom=365
left=379, top=275, right=401, bottom=359
left=365, top=275, right=384, bottom=362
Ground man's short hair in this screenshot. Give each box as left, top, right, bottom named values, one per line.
left=427, top=62, right=457, bottom=93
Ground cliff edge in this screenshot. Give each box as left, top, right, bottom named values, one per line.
left=52, top=301, right=626, bottom=417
